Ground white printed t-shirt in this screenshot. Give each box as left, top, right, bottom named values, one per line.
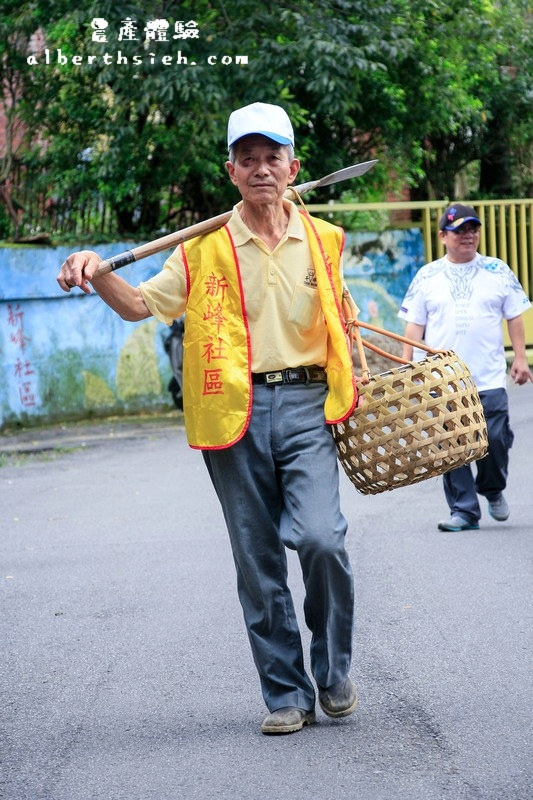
left=398, top=254, right=531, bottom=391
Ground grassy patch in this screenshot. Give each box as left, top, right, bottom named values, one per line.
left=0, top=447, right=82, bottom=468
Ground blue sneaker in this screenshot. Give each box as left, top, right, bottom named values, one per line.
left=438, top=514, right=480, bottom=531
left=488, top=494, right=510, bottom=521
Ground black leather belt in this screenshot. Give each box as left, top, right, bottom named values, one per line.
left=251, top=366, right=327, bottom=386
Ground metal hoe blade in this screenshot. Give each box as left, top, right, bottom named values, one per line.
left=293, top=159, right=378, bottom=195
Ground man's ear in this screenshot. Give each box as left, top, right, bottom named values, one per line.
left=287, top=158, right=301, bottom=185
left=225, top=160, right=238, bottom=186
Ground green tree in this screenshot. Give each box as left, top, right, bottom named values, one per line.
left=0, top=1, right=100, bottom=237
left=387, top=0, right=532, bottom=199
left=477, top=1, right=533, bottom=196
left=0, top=4, right=45, bottom=237
left=1, top=0, right=531, bottom=239
left=75, top=0, right=413, bottom=229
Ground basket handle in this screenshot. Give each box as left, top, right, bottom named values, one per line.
left=341, top=284, right=443, bottom=384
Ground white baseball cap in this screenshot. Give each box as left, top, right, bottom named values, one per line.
left=227, top=102, right=294, bottom=149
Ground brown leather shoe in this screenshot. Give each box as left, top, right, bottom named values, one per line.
left=318, top=677, right=358, bottom=718
left=261, top=707, right=316, bottom=735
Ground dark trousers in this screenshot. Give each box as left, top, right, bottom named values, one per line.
left=443, top=388, right=514, bottom=523
left=202, top=383, right=354, bottom=712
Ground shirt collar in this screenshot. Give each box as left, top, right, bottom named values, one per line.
left=228, top=199, right=305, bottom=246
left=444, top=253, right=479, bottom=267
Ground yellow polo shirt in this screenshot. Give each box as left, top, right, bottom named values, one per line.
left=139, top=199, right=339, bottom=372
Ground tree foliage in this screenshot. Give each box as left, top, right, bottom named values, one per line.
left=1, top=0, right=531, bottom=240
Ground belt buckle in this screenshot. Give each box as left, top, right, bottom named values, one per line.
left=285, top=367, right=308, bottom=384
left=265, top=371, right=283, bottom=385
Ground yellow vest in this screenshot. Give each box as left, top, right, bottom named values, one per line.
left=181, top=211, right=356, bottom=449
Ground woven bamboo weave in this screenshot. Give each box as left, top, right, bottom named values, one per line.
left=333, top=350, right=488, bottom=495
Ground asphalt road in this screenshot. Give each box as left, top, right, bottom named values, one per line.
left=1, top=383, right=532, bottom=800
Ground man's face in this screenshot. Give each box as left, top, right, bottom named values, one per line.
left=225, top=135, right=300, bottom=205
left=439, top=222, right=481, bottom=263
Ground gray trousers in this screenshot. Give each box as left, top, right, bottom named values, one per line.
left=443, top=388, right=514, bottom=523
left=202, top=382, right=354, bottom=712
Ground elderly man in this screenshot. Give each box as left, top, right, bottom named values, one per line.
left=58, top=102, right=359, bottom=735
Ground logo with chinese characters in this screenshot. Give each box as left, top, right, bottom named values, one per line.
left=91, top=17, right=200, bottom=42
left=26, top=17, right=249, bottom=68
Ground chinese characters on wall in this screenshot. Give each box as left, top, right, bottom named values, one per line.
left=7, top=303, right=37, bottom=409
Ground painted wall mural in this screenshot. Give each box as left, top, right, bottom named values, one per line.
left=343, top=228, right=425, bottom=334
left=0, top=243, right=172, bottom=428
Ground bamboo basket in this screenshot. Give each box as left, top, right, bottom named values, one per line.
left=333, top=289, right=489, bottom=495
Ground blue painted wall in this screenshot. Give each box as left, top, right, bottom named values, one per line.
left=0, top=228, right=425, bottom=429
left=0, top=243, right=173, bottom=428
left=343, top=228, right=425, bottom=331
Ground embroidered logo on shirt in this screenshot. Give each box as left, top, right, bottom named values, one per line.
left=304, top=268, right=317, bottom=288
